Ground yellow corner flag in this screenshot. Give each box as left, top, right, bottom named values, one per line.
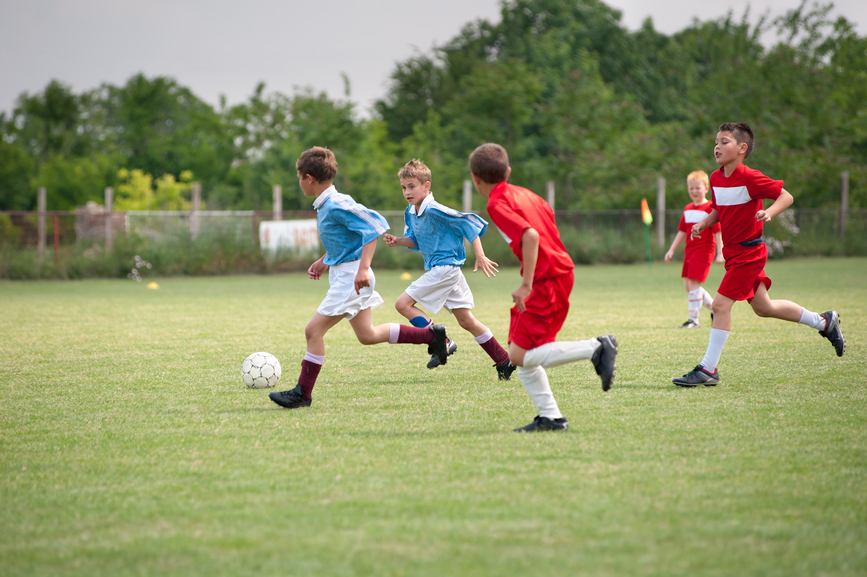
left=641, top=198, right=653, bottom=225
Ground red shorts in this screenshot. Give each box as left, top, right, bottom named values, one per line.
left=681, top=245, right=714, bottom=283
left=509, top=271, right=573, bottom=350
left=717, top=244, right=772, bottom=302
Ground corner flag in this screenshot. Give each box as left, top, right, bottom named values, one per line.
left=641, top=198, right=653, bottom=267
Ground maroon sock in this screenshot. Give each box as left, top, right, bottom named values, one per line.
left=298, top=359, right=322, bottom=400
left=480, top=336, right=510, bottom=365
left=397, top=325, right=434, bottom=345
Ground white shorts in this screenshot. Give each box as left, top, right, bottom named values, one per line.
left=317, top=260, right=384, bottom=320
left=405, top=265, right=474, bottom=315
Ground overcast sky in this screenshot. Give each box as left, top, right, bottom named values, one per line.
left=1, top=0, right=864, bottom=118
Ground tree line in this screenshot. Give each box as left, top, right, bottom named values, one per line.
left=1, top=0, right=864, bottom=214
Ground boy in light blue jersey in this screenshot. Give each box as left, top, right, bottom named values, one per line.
left=269, top=148, right=451, bottom=410
left=383, top=159, right=515, bottom=380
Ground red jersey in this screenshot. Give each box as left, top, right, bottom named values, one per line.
left=486, top=181, right=574, bottom=281
left=710, top=164, right=783, bottom=246
left=677, top=201, right=720, bottom=250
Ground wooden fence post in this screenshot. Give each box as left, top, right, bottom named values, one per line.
left=463, top=180, right=472, bottom=213
left=546, top=181, right=555, bottom=210
left=190, top=183, right=201, bottom=241
left=656, top=176, right=665, bottom=246
left=37, top=187, right=46, bottom=260
left=273, top=185, right=282, bottom=221
left=105, top=187, right=114, bottom=251
left=840, top=171, right=849, bottom=242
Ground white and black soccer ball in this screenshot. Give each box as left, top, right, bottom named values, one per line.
left=241, top=352, right=282, bottom=389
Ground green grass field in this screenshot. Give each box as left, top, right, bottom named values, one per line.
left=1, top=258, right=865, bottom=577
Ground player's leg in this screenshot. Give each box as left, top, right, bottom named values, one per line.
left=395, top=292, right=431, bottom=328
left=347, top=307, right=451, bottom=365
left=750, top=284, right=845, bottom=356
left=673, top=295, right=734, bottom=387
left=509, top=342, right=566, bottom=431
left=683, top=277, right=702, bottom=328
left=452, top=308, right=512, bottom=379
left=348, top=307, right=391, bottom=345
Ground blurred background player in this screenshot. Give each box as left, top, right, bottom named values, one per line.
left=673, top=123, right=845, bottom=387
left=269, top=147, right=449, bottom=409
left=469, top=143, right=618, bottom=432
left=383, top=159, right=515, bottom=379
left=664, top=170, right=724, bottom=328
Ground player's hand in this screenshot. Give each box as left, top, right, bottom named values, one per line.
left=755, top=210, right=771, bottom=222
left=512, top=284, right=532, bottom=313
left=664, top=250, right=673, bottom=263
left=354, top=269, right=371, bottom=295
left=715, top=254, right=725, bottom=264
left=383, top=234, right=399, bottom=247
left=690, top=223, right=706, bottom=240
left=473, top=255, right=499, bottom=277
left=308, top=259, right=327, bottom=280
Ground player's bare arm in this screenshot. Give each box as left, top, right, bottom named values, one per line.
left=471, top=236, right=498, bottom=277
left=308, top=256, right=328, bottom=280
left=354, top=239, right=377, bottom=294
left=513, top=228, right=539, bottom=313
left=382, top=234, right=417, bottom=249
left=691, top=209, right=719, bottom=239
left=755, top=189, right=794, bottom=222
left=714, top=231, right=725, bottom=263
left=665, top=231, right=687, bottom=263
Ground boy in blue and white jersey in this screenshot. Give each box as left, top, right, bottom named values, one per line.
left=383, top=159, right=515, bottom=380
left=269, top=148, right=450, bottom=410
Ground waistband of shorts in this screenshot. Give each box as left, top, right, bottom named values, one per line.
left=331, top=259, right=361, bottom=271
left=738, top=236, right=764, bottom=247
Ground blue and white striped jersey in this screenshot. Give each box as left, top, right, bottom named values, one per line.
left=313, top=186, right=390, bottom=266
left=404, top=194, right=488, bottom=270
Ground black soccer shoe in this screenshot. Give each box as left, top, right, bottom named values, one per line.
left=590, top=334, right=618, bottom=392
left=427, top=338, right=457, bottom=369
left=679, top=319, right=700, bottom=329
left=672, top=365, right=719, bottom=387
left=268, top=385, right=312, bottom=409
left=513, top=415, right=569, bottom=432
left=495, top=361, right=517, bottom=381
left=819, top=310, right=845, bottom=357
left=427, top=324, right=449, bottom=367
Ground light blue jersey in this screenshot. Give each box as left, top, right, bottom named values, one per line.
left=404, top=194, right=488, bottom=271
left=313, top=186, right=389, bottom=266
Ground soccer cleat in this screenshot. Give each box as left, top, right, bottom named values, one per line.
left=818, top=311, right=845, bottom=357
left=673, top=365, right=719, bottom=387
left=495, top=361, right=517, bottom=381
left=590, top=335, right=618, bottom=392
left=679, top=319, right=700, bottom=329
left=428, top=324, right=449, bottom=366
left=427, top=338, right=457, bottom=369
left=513, top=415, right=569, bottom=432
left=268, top=385, right=312, bottom=409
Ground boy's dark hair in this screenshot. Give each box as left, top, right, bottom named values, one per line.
left=398, top=159, right=432, bottom=184
left=469, top=143, right=509, bottom=184
left=718, top=122, right=755, bottom=159
left=296, top=146, right=338, bottom=182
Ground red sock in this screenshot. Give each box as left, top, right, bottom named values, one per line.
left=298, top=359, right=322, bottom=400
left=397, top=325, right=434, bottom=345
left=480, top=336, right=510, bottom=365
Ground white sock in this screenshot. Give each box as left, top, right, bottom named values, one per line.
left=388, top=323, right=400, bottom=344
left=699, top=328, right=730, bottom=372
left=798, top=308, right=826, bottom=330
left=516, top=366, right=562, bottom=419
left=688, top=288, right=702, bottom=322
left=303, top=351, right=325, bottom=365
left=522, top=339, right=600, bottom=368
left=474, top=330, right=493, bottom=344
left=701, top=287, right=714, bottom=309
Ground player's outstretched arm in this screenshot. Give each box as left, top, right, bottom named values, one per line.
left=308, top=255, right=328, bottom=280
left=755, top=189, right=794, bottom=222
left=470, top=236, right=498, bottom=277
left=691, top=209, right=719, bottom=239
left=382, top=234, right=417, bottom=249
left=665, top=231, right=687, bottom=263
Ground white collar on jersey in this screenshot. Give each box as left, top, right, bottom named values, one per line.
left=409, top=193, right=435, bottom=216
left=312, top=185, right=337, bottom=210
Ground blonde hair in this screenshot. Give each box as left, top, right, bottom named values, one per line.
left=686, top=170, right=709, bottom=190
left=398, top=159, right=432, bottom=184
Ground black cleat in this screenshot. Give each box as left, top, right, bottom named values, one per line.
left=673, top=365, right=719, bottom=387
left=427, top=324, right=449, bottom=366
left=495, top=361, right=517, bottom=381
left=513, top=415, right=569, bottom=432
left=590, top=335, right=618, bottom=392
left=268, top=385, right=312, bottom=409
left=819, top=311, right=845, bottom=357
left=679, top=319, right=700, bottom=329
left=427, top=338, right=457, bottom=369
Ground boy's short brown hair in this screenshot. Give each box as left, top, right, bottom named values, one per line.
left=686, top=170, right=709, bottom=190
left=398, top=159, right=432, bottom=184
left=469, top=143, right=509, bottom=184
left=296, top=146, right=338, bottom=182
left=718, top=122, right=755, bottom=159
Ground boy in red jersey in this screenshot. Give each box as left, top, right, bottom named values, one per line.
left=673, top=123, right=845, bottom=387
left=469, top=143, right=618, bottom=432
left=664, top=170, right=724, bottom=328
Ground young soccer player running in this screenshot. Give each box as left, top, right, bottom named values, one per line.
left=673, top=123, right=845, bottom=387
left=382, top=159, right=516, bottom=379
left=664, top=170, right=724, bottom=328
left=469, top=143, right=618, bottom=432
left=268, top=147, right=450, bottom=409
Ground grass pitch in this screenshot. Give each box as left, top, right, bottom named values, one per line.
left=1, top=258, right=865, bottom=576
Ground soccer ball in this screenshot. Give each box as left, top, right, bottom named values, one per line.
left=241, top=352, right=282, bottom=389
